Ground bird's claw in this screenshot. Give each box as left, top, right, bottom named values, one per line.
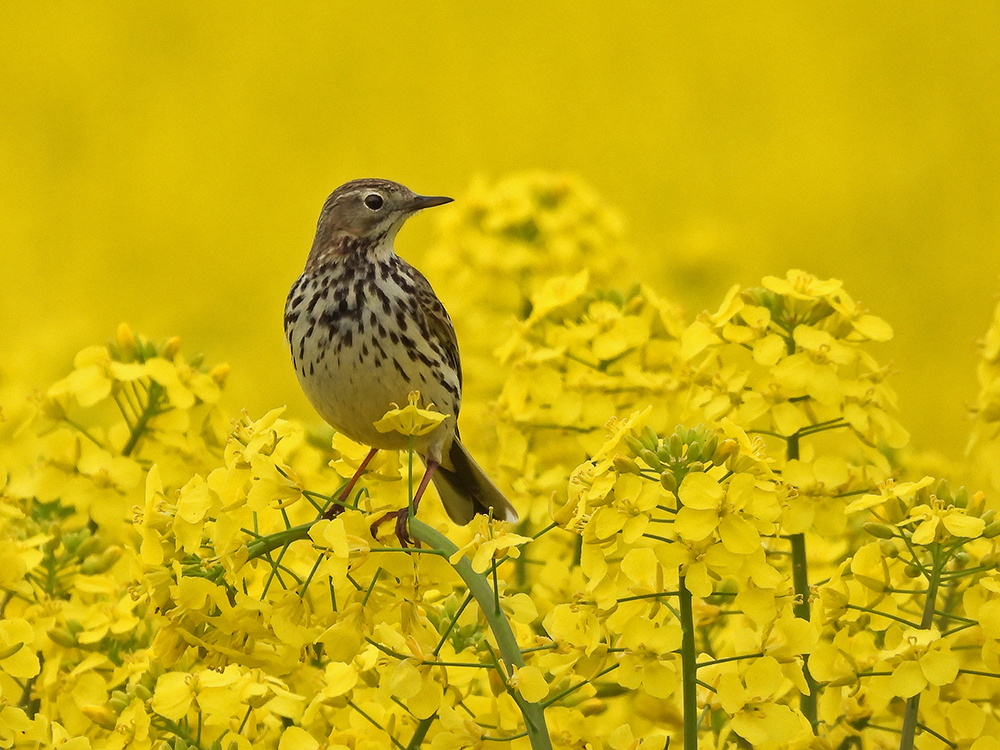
left=370, top=508, right=418, bottom=548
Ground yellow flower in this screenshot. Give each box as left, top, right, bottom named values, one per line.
left=448, top=516, right=532, bottom=573
left=373, top=391, right=449, bottom=436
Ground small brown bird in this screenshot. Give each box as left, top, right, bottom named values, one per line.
left=284, top=179, right=518, bottom=537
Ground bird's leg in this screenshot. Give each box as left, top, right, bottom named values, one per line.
left=324, top=447, right=379, bottom=519
left=370, top=459, right=440, bottom=547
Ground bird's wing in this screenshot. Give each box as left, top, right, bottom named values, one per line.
left=409, top=265, right=463, bottom=393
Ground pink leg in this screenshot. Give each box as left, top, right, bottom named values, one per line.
left=371, top=459, right=440, bottom=546
left=324, top=447, right=378, bottom=519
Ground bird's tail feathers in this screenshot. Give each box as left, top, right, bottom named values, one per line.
left=431, top=438, right=518, bottom=525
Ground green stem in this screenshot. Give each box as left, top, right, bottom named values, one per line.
left=678, top=574, right=699, bottom=750
left=899, top=547, right=944, bottom=750
left=122, top=381, right=164, bottom=457
left=408, top=519, right=552, bottom=750
left=786, top=432, right=818, bottom=731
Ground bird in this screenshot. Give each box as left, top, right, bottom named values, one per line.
left=283, top=178, right=518, bottom=540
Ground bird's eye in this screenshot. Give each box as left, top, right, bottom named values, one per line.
left=364, top=194, right=384, bottom=210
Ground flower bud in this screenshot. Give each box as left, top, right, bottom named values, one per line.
left=162, top=336, right=182, bottom=359
left=73, top=533, right=101, bottom=560
left=47, top=628, right=78, bottom=649
left=982, top=509, right=996, bottom=526
left=971, top=491, right=988, bottom=517
left=613, top=456, right=641, bottom=475
left=640, top=426, right=659, bottom=452
left=134, top=684, right=153, bottom=702
left=952, top=486, right=968, bottom=508
left=712, top=439, right=739, bottom=465
left=904, top=564, right=922, bottom=579
left=983, top=521, right=1000, bottom=539
left=624, top=435, right=646, bottom=457
left=668, top=433, right=684, bottom=457
left=660, top=472, right=678, bottom=494
left=81, top=704, right=118, bottom=730
left=81, top=545, right=123, bottom=575
left=638, top=449, right=662, bottom=471
left=863, top=523, right=895, bottom=540
left=116, top=323, right=137, bottom=361
left=209, top=363, right=230, bottom=386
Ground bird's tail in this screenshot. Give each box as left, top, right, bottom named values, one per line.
left=431, top=437, right=519, bottom=525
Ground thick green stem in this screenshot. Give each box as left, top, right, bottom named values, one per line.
left=408, top=518, right=552, bottom=750
left=790, top=532, right=818, bottom=729
left=678, top=574, right=699, bottom=750
left=899, top=549, right=944, bottom=750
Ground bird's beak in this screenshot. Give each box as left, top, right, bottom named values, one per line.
left=408, top=194, right=453, bottom=211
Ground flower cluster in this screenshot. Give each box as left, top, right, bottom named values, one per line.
left=494, top=270, right=687, bottom=519
left=4, top=183, right=1000, bottom=750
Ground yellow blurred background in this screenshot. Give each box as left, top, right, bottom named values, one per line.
left=2, top=2, right=998, bottom=459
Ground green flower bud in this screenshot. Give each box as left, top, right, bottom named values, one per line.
left=668, top=432, right=684, bottom=457
left=904, top=564, right=922, bottom=579
left=81, top=705, right=118, bottom=731
left=983, top=521, right=1000, bottom=539
left=639, top=449, right=662, bottom=471
left=660, top=472, right=678, bottom=494
left=81, top=545, right=123, bottom=575
left=952, top=486, right=968, bottom=508
left=134, top=684, right=153, bottom=702
left=640, top=426, right=659, bottom=452
left=863, top=523, right=896, bottom=540
left=686, top=441, right=703, bottom=463
left=613, top=456, right=641, bottom=475
left=686, top=461, right=706, bottom=473
left=702, top=433, right=719, bottom=464
left=625, top=435, right=646, bottom=457
left=108, top=690, right=130, bottom=713
left=47, top=628, right=78, bottom=649
left=73, top=533, right=101, bottom=560
left=982, top=509, right=997, bottom=526
left=878, top=540, right=898, bottom=558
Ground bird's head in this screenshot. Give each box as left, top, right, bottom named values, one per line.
left=310, top=179, right=452, bottom=259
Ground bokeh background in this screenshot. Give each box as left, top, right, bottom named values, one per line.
left=2, top=2, right=998, bottom=459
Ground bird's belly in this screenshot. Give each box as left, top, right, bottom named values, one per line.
left=289, top=315, right=458, bottom=452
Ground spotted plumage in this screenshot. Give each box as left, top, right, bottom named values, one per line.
left=284, top=178, right=517, bottom=528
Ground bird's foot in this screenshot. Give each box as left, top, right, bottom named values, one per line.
left=322, top=501, right=347, bottom=521
left=370, top=508, right=418, bottom=548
